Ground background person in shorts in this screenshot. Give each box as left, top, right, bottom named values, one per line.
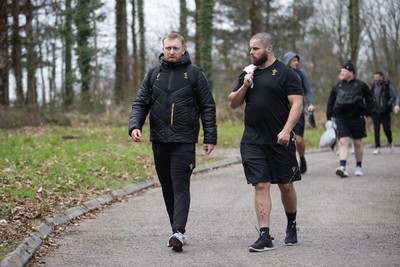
left=228, top=32, right=303, bottom=252
left=326, top=60, right=375, bottom=178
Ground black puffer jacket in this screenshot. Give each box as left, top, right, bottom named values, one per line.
left=128, top=52, right=217, bottom=145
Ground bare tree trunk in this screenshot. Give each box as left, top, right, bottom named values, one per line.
left=64, top=0, right=74, bottom=109
left=179, top=0, right=188, bottom=38
left=92, top=8, right=100, bottom=97
left=131, top=0, right=139, bottom=91
left=75, top=0, right=93, bottom=108
left=0, top=0, right=9, bottom=106
left=35, top=16, right=46, bottom=107
left=114, top=0, right=130, bottom=104
left=265, top=0, right=272, bottom=32
left=137, top=0, right=145, bottom=80
left=348, top=0, right=361, bottom=63
left=51, top=42, right=56, bottom=104
left=24, top=0, right=38, bottom=107
left=250, top=0, right=263, bottom=35
left=198, top=0, right=214, bottom=86
left=194, top=0, right=201, bottom=65
left=12, top=0, right=24, bottom=107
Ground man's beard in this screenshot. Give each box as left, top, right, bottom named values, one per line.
left=252, top=52, right=268, bottom=66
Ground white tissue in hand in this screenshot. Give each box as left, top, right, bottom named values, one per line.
left=243, top=64, right=256, bottom=88
left=243, top=64, right=256, bottom=73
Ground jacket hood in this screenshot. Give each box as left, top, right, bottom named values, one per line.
left=159, top=51, right=192, bottom=68
left=282, top=51, right=299, bottom=65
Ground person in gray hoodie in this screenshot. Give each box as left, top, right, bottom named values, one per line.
left=282, top=51, right=315, bottom=174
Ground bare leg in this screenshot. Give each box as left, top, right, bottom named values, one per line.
left=353, top=138, right=363, bottom=162
left=295, top=135, right=305, bottom=157
left=278, top=183, right=297, bottom=213
left=254, top=182, right=272, bottom=228
left=338, top=137, right=350, bottom=161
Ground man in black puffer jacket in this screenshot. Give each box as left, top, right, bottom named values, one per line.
left=128, top=33, right=217, bottom=252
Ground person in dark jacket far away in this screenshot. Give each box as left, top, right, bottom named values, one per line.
left=229, top=32, right=303, bottom=252
left=282, top=51, right=315, bottom=174
left=128, top=32, right=217, bottom=252
left=326, top=60, right=375, bottom=178
left=370, top=71, right=396, bottom=155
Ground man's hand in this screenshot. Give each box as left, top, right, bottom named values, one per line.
left=203, top=144, right=215, bottom=155
left=277, top=130, right=291, bottom=147
left=394, top=105, right=400, bottom=114
left=131, top=129, right=142, bottom=142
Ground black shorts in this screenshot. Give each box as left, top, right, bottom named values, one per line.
left=336, top=116, right=366, bottom=139
left=293, top=112, right=305, bottom=137
left=240, top=142, right=301, bottom=185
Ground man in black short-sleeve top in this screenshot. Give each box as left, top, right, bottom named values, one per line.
left=229, top=32, right=303, bottom=252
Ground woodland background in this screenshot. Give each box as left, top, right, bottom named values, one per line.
left=0, top=0, right=399, bottom=127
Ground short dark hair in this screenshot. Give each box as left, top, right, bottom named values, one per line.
left=374, top=71, right=384, bottom=78
left=250, top=32, right=275, bottom=47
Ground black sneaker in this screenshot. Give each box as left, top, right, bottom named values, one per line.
left=284, top=224, right=298, bottom=246
left=248, top=231, right=275, bottom=252
left=300, top=156, right=307, bottom=174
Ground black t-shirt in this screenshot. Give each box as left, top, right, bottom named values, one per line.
left=233, top=60, right=302, bottom=144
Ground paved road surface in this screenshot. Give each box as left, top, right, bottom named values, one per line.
left=29, top=147, right=400, bottom=267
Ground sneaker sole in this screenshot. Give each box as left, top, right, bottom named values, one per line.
left=248, top=246, right=275, bottom=252
left=169, top=237, right=183, bottom=252
left=335, top=169, right=348, bottom=178
left=284, top=242, right=298, bottom=246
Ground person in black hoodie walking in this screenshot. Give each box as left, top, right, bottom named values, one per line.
left=282, top=51, right=315, bottom=174
left=370, top=71, right=396, bottom=154
left=326, top=60, right=375, bottom=178
left=128, top=32, right=217, bottom=252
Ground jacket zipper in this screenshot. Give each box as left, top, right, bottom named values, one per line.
left=170, top=103, right=174, bottom=125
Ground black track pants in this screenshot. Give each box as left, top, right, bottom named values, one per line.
left=152, top=143, right=195, bottom=234
left=373, top=113, right=392, bottom=147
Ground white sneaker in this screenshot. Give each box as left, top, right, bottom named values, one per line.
left=354, top=166, right=363, bottom=176
left=167, top=232, right=186, bottom=247
left=335, top=166, right=349, bottom=178
left=389, top=143, right=394, bottom=153
left=168, top=232, right=186, bottom=251
left=373, top=148, right=380, bottom=155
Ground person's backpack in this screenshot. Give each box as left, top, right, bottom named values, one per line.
left=334, top=82, right=364, bottom=110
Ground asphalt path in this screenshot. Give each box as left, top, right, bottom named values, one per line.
left=28, top=147, right=400, bottom=267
